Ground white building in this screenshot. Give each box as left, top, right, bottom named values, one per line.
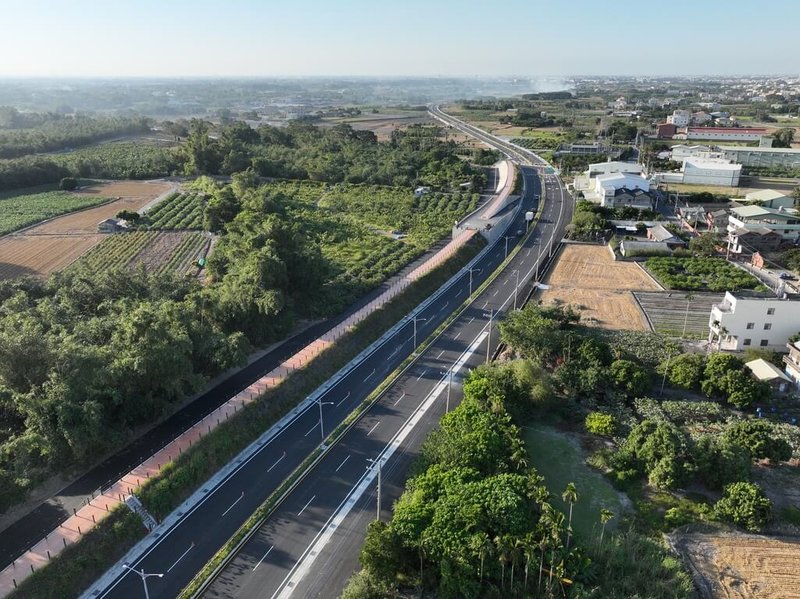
left=573, top=161, right=643, bottom=195
left=681, top=157, right=742, bottom=186
left=670, top=145, right=717, bottom=161
left=710, top=291, right=800, bottom=351
left=586, top=161, right=643, bottom=178
left=727, top=205, right=800, bottom=244
left=733, top=189, right=797, bottom=210
left=667, top=109, right=691, bottom=127
left=784, top=340, right=800, bottom=391
left=593, top=173, right=651, bottom=208
left=686, top=127, right=767, bottom=142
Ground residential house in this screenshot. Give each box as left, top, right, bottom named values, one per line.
left=726, top=205, right=800, bottom=250
left=784, top=340, right=800, bottom=390
left=745, top=358, right=792, bottom=393
left=727, top=227, right=784, bottom=254
left=647, top=224, right=686, bottom=248
left=706, top=207, right=730, bottom=232
left=734, top=189, right=797, bottom=210
left=709, top=291, right=800, bottom=351
left=667, top=109, right=691, bottom=127
left=97, top=218, right=127, bottom=233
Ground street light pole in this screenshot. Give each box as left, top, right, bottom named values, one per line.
left=367, top=458, right=382, bottom=521
left=122, top=565, right=163, bottom=599
left=412, top=316, right=427, bottom=351
left=513, top=269, right=520, bottom=310
left=440, top=369, right=453, bottom=412
left=484, top=310, right=494, bottom=364
left=469, top=268, right=482, bottom=296
left=318, top=398, right=334, bottom=442
left=504, top=236, right=514, bottom=259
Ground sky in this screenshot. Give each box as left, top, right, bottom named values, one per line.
left=1, top=0, right=797, bottom=78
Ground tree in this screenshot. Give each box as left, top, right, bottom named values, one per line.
left=609, top=359, right=651, bottom=396
left=714, top=481, right=772, bottom=531
left=693, top=435, right=752, bottom=489
left=623, top=419, right=691, bottom=489
left=585, top=412, right=615, bottom=437
left=721, top=420, right=793, bottom=463
left=661, top=352, right=705, bottom=390
left=562, top=482, right=578, bottom=551
left=689, top=233, right=722, bottom=257
left=771, top=128, right=795, bottom=148
left=701, top=353, right=744, bottom=397
left=59, top=176, right=78, bottom=190
left=116, top=209, right=140, bottom=222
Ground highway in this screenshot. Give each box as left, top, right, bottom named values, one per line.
left=84, top=164, right=550, bottom=597
left=195, top=111, right=574, bottom=599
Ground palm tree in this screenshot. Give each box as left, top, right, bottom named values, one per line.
left=522, top=532, right=536, bottom=592
left=510, top=537, right=525, bottom=592
left=599, top=508, right=614, bottom=545
left=494, top=535, right=511, bottom=590
left=472, top=532, right=492, bottom=584
left=562, top=482, right=579, bottom=551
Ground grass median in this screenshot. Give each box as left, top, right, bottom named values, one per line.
left=7, top=237, right=484, bottom=599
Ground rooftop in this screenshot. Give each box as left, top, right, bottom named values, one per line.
left=647, top=223, right=678, bottom=241
left=743, top=189, right=792, bottom=202
left=688, top=127, right=767, bottom=133
left=730, top=205, right=798, bottom=219
left=683, top=157, right=741, bottom=170
left=719, top=145, right=800, bottom=154
left=745, top=358, right=792, bottom=383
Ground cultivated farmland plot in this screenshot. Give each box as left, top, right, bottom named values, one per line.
left=71, top=230, right=211, bottom=276
left=633, top=291, right=725, bottom=337
left=146, top=191, right=206, bottom=229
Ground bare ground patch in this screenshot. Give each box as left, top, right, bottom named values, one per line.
left=538, top=243, right=661, bottom=330
left=672, top=532, right=800, bottom=599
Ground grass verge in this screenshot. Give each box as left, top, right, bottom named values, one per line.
left=6, top=238, right=483, bottom=599
left=7, top=509, right=145, bottom=599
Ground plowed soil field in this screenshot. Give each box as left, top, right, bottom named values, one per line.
left=0, top=180, right=174, bottom=280
left=538, top=243, right=661, bottom=330
left=673, top=533, right=800, bottom=599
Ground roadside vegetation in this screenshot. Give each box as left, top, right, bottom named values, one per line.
left=343, top=301, right=799, bottom=597
left=5, top=238, right=483, bottom=599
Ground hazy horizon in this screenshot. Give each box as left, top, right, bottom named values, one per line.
left=3, top=0, right=798, bottom=79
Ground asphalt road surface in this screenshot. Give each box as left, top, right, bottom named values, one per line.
left=198, top=167, right=573, bottom=596
left=0, top=173, right=495, bottom=572
left=86, top=165, right=549, bottom=598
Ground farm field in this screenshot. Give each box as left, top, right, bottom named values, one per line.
left=145, top=191, right=205, bottom=229
left=28, top=180, right=174, bottom=234
left=0, top=234, right=102, bottom=279
left=644, top=256, right=761, bottom=292
left=633, top=291, right=724, bottom=337
left=0, top=188, right=110, bottom=236
left=72, top=230, right=210, bottom=276
left=538, top=243, right=661, bottom=330
left=0, top=180, right=175, bottom=279
left=673, top=533, right=800, bottom=599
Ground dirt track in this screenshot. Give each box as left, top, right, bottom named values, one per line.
left=538, top=243, right=661, bottom=330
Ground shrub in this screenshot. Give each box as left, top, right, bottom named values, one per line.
left=59, top=176, right=78, bottom=190
left=660, top=353, right=705, bottom=390
left=609, top=359, right=651, bottom=396
left=714, top=481, right=772, bottom=532
left=586, top=412, right=616, bottom=436
left=722, top=420, right=793, bottom=463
